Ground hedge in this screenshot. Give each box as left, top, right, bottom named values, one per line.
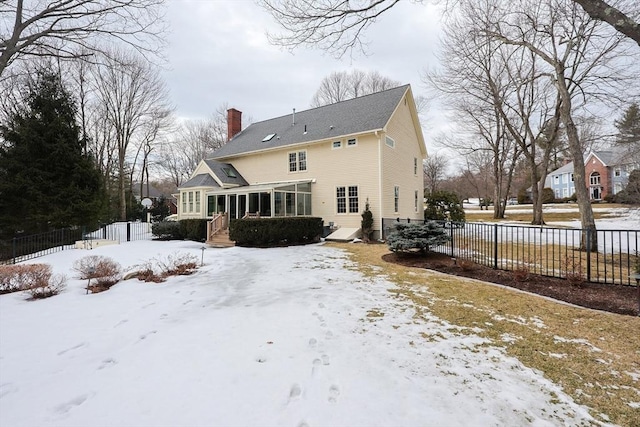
left=229, top=217, right=323, bottom=247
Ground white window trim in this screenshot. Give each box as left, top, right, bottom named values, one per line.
left=346, top=137, right=358, bottom=147
left=332, top=141, right=342, bottom=149
left=385, top=136, right=395, bottom=148
left=288, top=150, right=308, bottom=173
left=336, top=185, right=359, bottom=214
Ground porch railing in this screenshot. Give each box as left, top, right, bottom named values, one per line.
left=207, top=213, right=228, bottom=242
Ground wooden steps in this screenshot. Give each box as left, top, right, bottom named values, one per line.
left=206, top=229, right=234, bottom=248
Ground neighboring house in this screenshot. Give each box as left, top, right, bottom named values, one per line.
left=132, top=182, right=178, bottom=214
left=545, top=161, right=575, bottom=199
left=544, top=146, right=639, bottom=201
left=177, top=85, right=426, bottom=240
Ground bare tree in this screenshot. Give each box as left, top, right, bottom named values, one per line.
left=0, top=0, right=166, bottom=78
left=156, top=103, right=235, bottom=186
left=92, top=49, right=172, bottom=220
left=260, top=0, right=639, bottom=57
left=483, top=0, right=637, bottom=248
left=423, top=151, right=450, bottom=195
left=311, top=69, right=400, bottom=107
left=426, top=1, right=524, bottom=219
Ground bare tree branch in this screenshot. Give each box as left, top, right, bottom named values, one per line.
left=260, top=0, right=402, bottom=57
left=571, top=0, right=640, bottom=46
left=0, top=0, right=166, bottom=77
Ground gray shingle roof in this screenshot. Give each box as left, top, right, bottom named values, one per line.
left=211, top=85, right=411, bottom=159
left=203, top=160, right=248, bottom=186
left=179, top=173, right=220, bottom=189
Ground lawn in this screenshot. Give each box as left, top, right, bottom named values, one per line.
left=1, top=240, right=625, bottom=426
left=332, top=242, right=640, bottom=426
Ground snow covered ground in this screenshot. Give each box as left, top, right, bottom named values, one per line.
left=0, top=241, right=601, bottom=426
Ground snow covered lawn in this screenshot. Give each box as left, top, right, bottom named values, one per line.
left=1, top=241, right=600, bottom=426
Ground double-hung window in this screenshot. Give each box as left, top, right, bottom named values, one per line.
left=337, top=186, right=358, bottom=213
left=288, top=151, right=307, bottom=172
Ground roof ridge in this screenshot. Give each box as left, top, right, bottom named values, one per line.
left=247, top=84, right=410, bottom=126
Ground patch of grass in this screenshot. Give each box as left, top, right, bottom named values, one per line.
left=328, top=242, right=640, bottom=427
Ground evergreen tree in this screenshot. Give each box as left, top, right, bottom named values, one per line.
left=0, top=71, right=106, bottom=237
left=615, top=104, right=640, bottom=165
left=615, top=103, right=640, bottom=147
left=424, top=190, right=466, bottom=223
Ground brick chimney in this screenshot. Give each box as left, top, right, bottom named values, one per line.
left=227, top=108, right=242, bottom=141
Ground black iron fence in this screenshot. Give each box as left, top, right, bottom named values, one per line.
left=0, top=222, right=153, bottom=265
left=382, top=218, right=639, bottom=286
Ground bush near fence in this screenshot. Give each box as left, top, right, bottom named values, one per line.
left=230, top=217, right=323, bottom=247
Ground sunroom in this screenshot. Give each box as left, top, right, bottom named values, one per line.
left=205, top=179, right=314, bottom=220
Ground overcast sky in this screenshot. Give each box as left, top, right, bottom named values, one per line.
left=161, top=0, right=445, bottom=152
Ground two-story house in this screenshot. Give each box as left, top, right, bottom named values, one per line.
left=545, top=147, right=638, bottom=201
left=545, top=161, right=575, bottom=199
left=177, top=85, right=427, bottom=241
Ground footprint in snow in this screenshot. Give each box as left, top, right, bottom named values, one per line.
left=183, top=299, right=192, bottom=306
left=308, top=338, right=318, bottom=348
left=142, top=302, right=155, bottom=309
left=318, top=302, right=325, bottom=308
left=328, top=385, right=340, bottom=403
left=298, top=421, right=310, bottom=427
left=289, top=383, right=302, bottom=401
left=160, top=313, right=168, bottom=319
left=97, top=358, right=117, bottom=370
left=138, top=330, right=157, bottom=341
left=57, top=342, right=86, bottom=356
left=113, top=319, right=128, bottom=328
left=0, top=383, right=18, bottom=399
left=325, top=331, right=334, bottom=339
left=54, top=393, right=92, bottom=414
left=321, top=354, right=330, bottom=366
left=312, top=358, right=322, bottom=376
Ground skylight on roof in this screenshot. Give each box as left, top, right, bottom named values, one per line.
left=222, top=167, right=237, bottom=178
left=262, top=133, right=276, bottom=142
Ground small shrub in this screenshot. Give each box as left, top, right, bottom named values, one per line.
left=541, top=187, right=555, bottom=204
left=27, top=273, right=67, bottom=299
left=152, top=221, right=183, bottom=240
left=562, top=255, right=584, bottom=287
left=458, top=259, right=475, bottom=271
left=179, top=219, right=209, bottom=242
left=387, top=222, right=450, bottom=254
left=135, top=267, right=165, bottom=283
left=1, top=264, right=66, bottom=299
left=361, top=199, right=374, bottom=242
left=512, top=264, right=530, bottom=282
left=132, top=252, right=199, bottom=282
left=0, top=265, right=25, bottom=294
left=156, top=253, right=199, bottom=276
left=73, top=255, right=121, bottom=293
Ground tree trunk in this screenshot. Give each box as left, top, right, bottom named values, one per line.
left=555, top=64, right=597, bottom=251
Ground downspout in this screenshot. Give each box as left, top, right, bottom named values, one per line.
left=376, top=130, right=384, bottom=240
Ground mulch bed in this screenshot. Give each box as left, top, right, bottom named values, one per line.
left=382, top=251, right=640, bottom=317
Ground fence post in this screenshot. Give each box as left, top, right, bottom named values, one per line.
left=493, top=224, right=498, bottom=269
left=102, top=224, right=106, bottom=239
left=126, top=222, right=131, bottom=242
left=12, top=237, right=16, bottom=264
left=450, top=226, right=454, bottom=258
left=586, top=227, right=592, bottom=283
